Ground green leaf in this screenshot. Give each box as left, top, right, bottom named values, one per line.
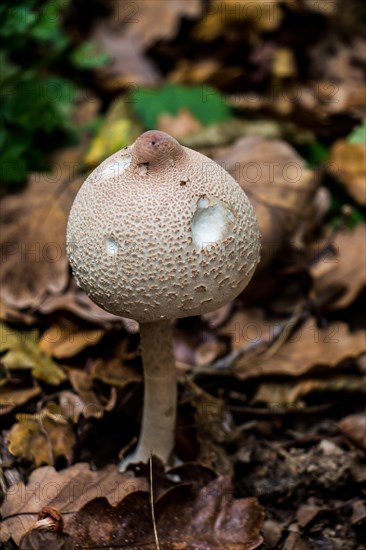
left=71, top=41, right=110, bottom=69
left=0, top=323, right=66, bottom=385
left=131, top=84, right=231, bottom=129
left=0, top=6, right=36, bottom=36
left=348, top=119, right=366, bottom=145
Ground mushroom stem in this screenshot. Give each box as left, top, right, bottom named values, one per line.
left=135, top=320, right=177, bottom=464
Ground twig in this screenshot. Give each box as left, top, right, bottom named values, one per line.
left=149, top=453, right=160, bottom=550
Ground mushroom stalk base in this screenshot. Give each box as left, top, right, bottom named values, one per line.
left=120, top=320, right=177, bottom=469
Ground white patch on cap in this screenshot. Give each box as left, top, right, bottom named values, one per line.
left=191, top=196, right=235, bottom=250
left=97, top=157, right=132, bottom=183
left=105, top=237, right=119, bottom=256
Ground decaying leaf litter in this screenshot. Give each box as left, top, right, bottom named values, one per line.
left=1, top=0, right=366, bottom=548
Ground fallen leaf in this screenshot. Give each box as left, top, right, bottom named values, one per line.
left=158, top=108, right=203, bottom=139
left=68, top=369, right=115, bottom=418
left=195, top=0, right=283, bottom=41
left=308, top=37, right=366, bottom=117
left=235, top=319, right=366, bottom=379
left=0, top=386, right=41, bottom=415
left=39, top=320, right=105, bottom=359
left=0, top=173, right=82, bottom=310
left=67, top=475, right=264, bottom=549
left=19, top=528, right=74, bottom=550
left=214, top=137, right=316, bottom=268
left=93, top=0, right=202, bottom=89
left=339, top=413, right=366, bottom=452
left=329, top=141, right=366, bottom=205
left=272, top=48, right=296, bottom=79
left=0, top=298, right=36, bottom=325
left=186, top=379, right=234, bottom=473
left=84, top=96, right=143, bottom=168
left=39, top=279, right=137, bottom=331
left=90, top=357, right=141, bottom=387
left=7, top=405, right=75, bottom=467
left=219, top=308, right=280, bottom=351
left=296, top=498, right=327, bottom=528
left=252, top=374, right=366, bottom=407
left=0, top=324, right=66, bottom=385
left=310, top=224, right=366, bottom=309
left=0, top=462, right=147, bottom=544
left=181, top=118, right=283, bottom=150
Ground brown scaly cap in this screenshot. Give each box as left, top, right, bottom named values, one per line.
left=67, top=131, right=260, bottom=323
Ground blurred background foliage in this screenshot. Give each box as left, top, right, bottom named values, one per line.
left=0, top=0, right=108, bottom=187
left=0, top=0, right=365, bottom=225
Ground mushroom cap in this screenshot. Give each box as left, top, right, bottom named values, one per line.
left=67, top=131, right=260, bottom=323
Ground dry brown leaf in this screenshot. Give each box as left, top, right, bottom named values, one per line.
left=339, top=413, right=366, bottom=452
left=235, top=318, right=366, bottom=379
left=0, top=386, right=41, bottom=415
left=0, top=463, right=263, bottom=549
left=0, top=298, right=36, bottom=325
left=195, top=0, right=283, bottom=41
left=308, top=37, right=366, bottom=117
left=214, top=137, right=316, bottom=268
left=93, top=0, right=202, bottom=88
left=0, top=462, right=147, bottom=544
left=0, top=174, right=82, bottom=310
left=68, top=369, right=114, bottom=418
left=252, top=374, right=366, bottom=407
left=0, top=324, right=66, bottom=386
left=158, top=108, right=203, bottom=139
left=67, top=475, right=263, bottom=549
left=90, top=357, right=141, bottom=387
left=219, top=308, right=280, bottom=351
left=39, top=279, right=137, bottom=331
left=272, top=48, right=296, bottom=79
left=329, top=141, right=366, bottom=205
left=39, top=321, right=105, bottom=359
left=310, top=224, right=366, bottom=309
left=7, top=406, right=75, bottom=467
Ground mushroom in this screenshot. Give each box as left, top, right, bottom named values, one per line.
left=66, top=130, right=260, bottom=468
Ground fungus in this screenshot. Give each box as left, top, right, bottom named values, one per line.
left=66, top=131, right=260, bottom=469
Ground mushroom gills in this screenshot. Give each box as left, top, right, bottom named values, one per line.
left=190, top=195, right=235, bottom=250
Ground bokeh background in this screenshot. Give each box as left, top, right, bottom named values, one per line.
left=1, top=1, right=366, bottom=548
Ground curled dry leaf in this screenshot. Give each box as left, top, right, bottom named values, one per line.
left=0, top=174, right=82, bottom=310
left=234, top=318, right=366, bottom=379
left=90, top=357, right=141, bottom=388
left=329, top=140, right=366, bottom=205
left=252, top=374, right=366, bottom=408
left=39, top=320, right=105, bottom=359
left=39, top=279, right=137, bottom=331
left=68, top=369, right=117, bottom=419
left=0, top=462, right=147, bottom=544
left=7, top=405, right=75, bottom=467
left=214, top=137, right=316, bottom=268
left=0, top=324, right=66, bottom=386
left=0, top=385, right=41, bottom=415
left=194, top=0, right=283, bottom=41
left=186, top=379, right=234, bottom=474
left=339, top=413, right=366, bottom=452
left=0, top=298, right=36, bottom=326
left=92, top=0, right=203, bottom=88
left=310, top=224, right=366, bottom=309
